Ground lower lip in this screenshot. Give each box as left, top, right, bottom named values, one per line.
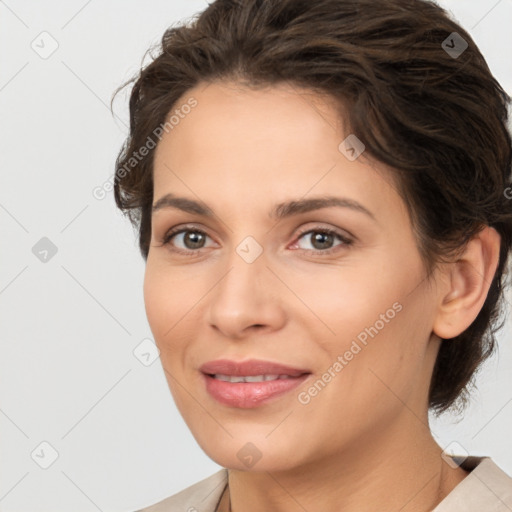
left=203, top=373, right=310, bottom=408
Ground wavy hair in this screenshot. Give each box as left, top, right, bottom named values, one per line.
left=112, top=0, right=512, bottom=413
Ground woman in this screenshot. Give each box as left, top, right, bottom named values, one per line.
left=113, top=0, right=512, bottom=510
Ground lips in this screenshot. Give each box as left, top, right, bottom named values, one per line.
left=199, top=359, right=310, bottom=377
left=199, top=359, right=311, bottom=408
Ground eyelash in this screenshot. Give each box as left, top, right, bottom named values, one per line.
left=159, top=224, right=353, bottom=256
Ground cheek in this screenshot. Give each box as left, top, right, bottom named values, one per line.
left=143, top=261, right=190, bottom=353
left=325, top=284, right=433, bottom=414
left=143, top=264, right=168, bottom=340
left=285, top=260, right=402, bottom=348
left=143, top=259, right=218, bottom=373
left=143, top=263, right=194, bottom=408
left=297, top=257, right=431, bottom=391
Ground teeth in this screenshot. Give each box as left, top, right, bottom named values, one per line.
left=213, top=374, right=293, bottom=383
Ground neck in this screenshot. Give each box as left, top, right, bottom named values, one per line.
left=226, top=412, right=468, bottom=512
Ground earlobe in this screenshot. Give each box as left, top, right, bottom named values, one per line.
left=433, top=226, right=501, bottom=340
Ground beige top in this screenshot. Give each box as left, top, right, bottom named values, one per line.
left=137, top=456, right=512, bottom=511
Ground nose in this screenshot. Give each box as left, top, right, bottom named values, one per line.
left=206, top=250, right=287, bottom=339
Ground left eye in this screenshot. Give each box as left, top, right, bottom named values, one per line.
left=295, top=229, right=352, bottom=251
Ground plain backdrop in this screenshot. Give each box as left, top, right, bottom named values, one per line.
left=0, top=1, right=511, bottom=511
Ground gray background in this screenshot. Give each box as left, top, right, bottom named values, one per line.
left=0, top=1, right=511, bottom=511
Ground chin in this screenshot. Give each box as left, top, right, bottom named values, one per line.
left=192, top=429, right=303, bottom=472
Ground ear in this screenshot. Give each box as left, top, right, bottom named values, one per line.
left=432, top=226, right=501, bottom=340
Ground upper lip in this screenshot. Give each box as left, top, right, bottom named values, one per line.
left=199, top=359, right=311, bottom=377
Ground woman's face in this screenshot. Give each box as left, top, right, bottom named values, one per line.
left=144, top=80, right=442, bottom=471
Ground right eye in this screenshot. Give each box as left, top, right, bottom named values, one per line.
left=161, top=227, right=216, bottom=254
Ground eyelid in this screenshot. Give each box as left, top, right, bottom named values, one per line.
left=293, top=223, right=354, bottom=241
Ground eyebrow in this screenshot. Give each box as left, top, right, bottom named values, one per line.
left=152, top=193, right=376, bottom=221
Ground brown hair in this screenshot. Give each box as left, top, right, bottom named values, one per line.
left=112, top=0, right=512, bottom=413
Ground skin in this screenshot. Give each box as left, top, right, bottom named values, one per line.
left=144, top=80, right=501, bottom=512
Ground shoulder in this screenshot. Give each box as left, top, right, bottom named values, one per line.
left=136, top=469, right=229, bottom=512
left=434, top=456, right=512, bottom=511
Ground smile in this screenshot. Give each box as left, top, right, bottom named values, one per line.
left=212, top=374, right=296, bottom=383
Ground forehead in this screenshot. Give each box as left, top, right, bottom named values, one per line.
left=152, top=80, right=407, bottom=225
left=156, top=80, right=343, bottom=157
